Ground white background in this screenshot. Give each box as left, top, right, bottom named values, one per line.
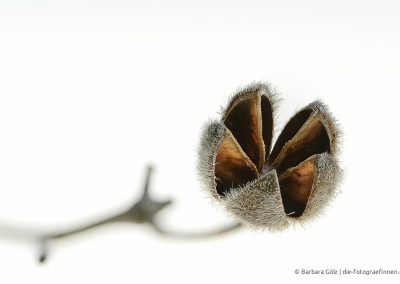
left=0, top=0, right=397, bottom=283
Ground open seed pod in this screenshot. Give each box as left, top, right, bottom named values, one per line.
left=198, top=83, right=342, bottom=230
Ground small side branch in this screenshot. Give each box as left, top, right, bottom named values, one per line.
left=38, top=211, right=129, bottom=263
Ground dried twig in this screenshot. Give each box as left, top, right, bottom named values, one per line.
left=0, top=166, right=242, bottom=263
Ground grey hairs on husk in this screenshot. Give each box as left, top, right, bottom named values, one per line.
left=197, top=82, right=342, bottom=231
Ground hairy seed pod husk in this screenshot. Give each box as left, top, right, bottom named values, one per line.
left=197, top=83, right=342, bottom=230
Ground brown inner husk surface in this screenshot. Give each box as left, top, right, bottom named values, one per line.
left=215, top=92, right=331, bottom=216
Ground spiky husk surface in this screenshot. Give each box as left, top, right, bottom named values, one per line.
left=197, top=82, right=342, bottom=230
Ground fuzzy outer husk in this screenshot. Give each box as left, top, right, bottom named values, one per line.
left=197, top=82, right=342, bottom=230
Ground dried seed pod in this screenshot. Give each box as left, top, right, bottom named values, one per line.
left=198, top=83, right=342, bottom=230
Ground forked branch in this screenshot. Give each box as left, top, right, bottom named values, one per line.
left=0, top=166, right=241, bottom=263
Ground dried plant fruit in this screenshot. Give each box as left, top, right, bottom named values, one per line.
left=198, top=83, right=342, bottom=230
